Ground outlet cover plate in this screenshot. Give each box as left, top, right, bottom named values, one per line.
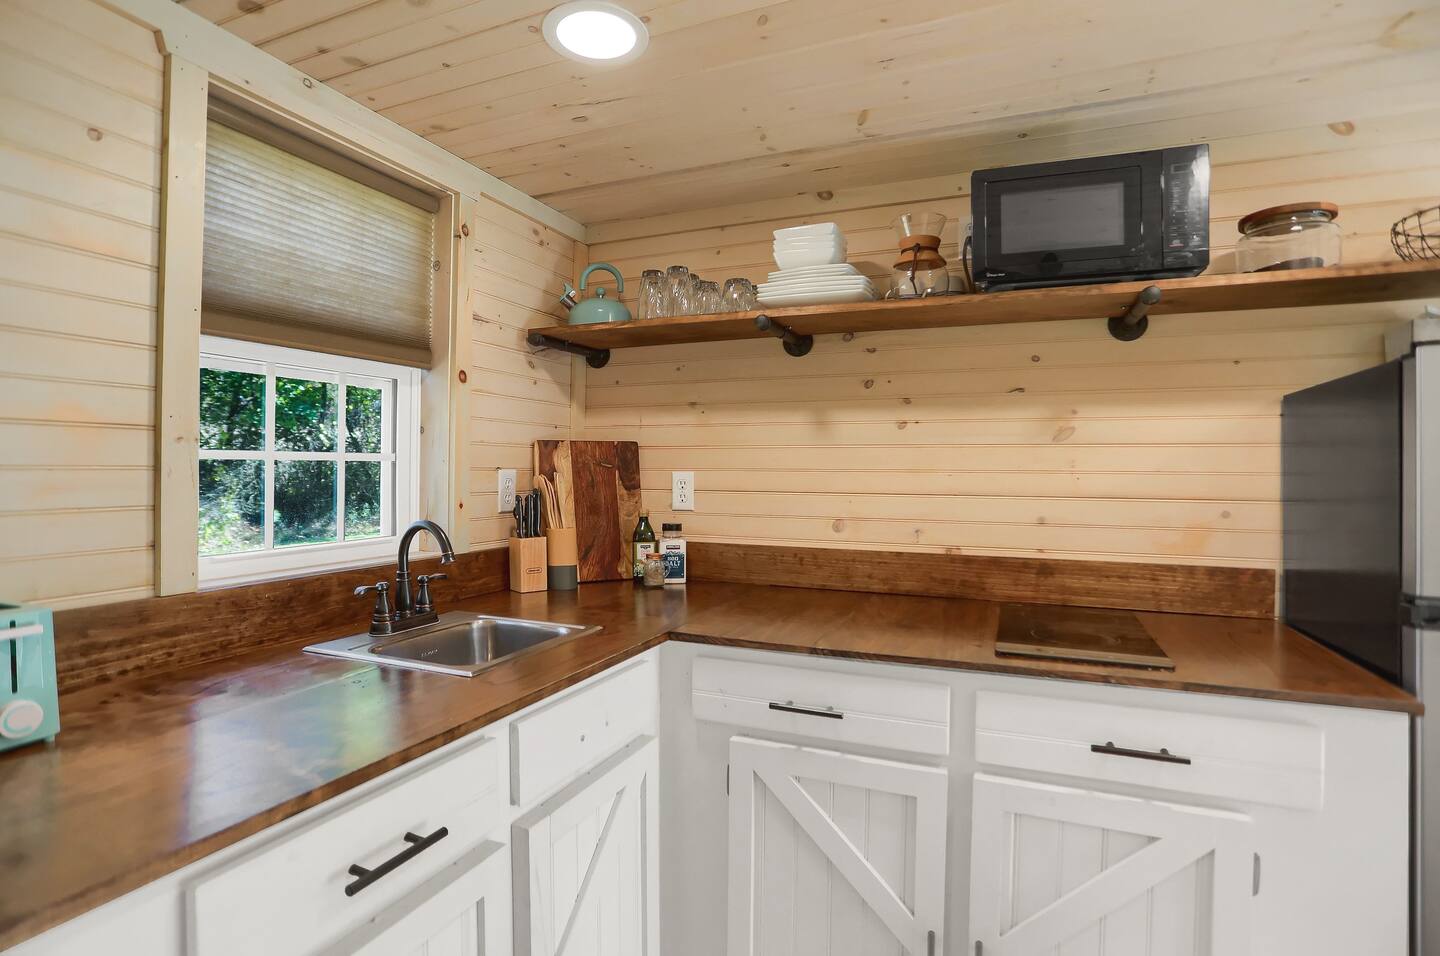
left=498, top=469, right=517, bottom=513
left=672, top=471, right=695, bottom=511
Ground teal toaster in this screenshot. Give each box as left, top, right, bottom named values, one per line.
left=1, top=602, right=59, bottom=751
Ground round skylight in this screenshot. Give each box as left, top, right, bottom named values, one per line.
left=543, top=2, right=648, bottom=65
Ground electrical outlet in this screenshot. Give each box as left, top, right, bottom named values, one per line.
left=672, top=471, right=695, bottom=511
left=498, top=469, right=517, bottom=513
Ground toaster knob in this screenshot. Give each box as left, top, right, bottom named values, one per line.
left=0, top=699, right=44, bottom=739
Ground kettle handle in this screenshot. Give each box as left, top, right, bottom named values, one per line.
left=578, top=262, right=624, bottom=293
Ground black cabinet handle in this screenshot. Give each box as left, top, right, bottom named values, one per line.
left=1090, top=741, right=1191, bottom=765
left=769, top=701, right=843, bottom=720
left=345, top=826, right=449, bottom=897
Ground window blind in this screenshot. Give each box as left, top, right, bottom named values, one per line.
left=201, top=116, right=438, bottom=367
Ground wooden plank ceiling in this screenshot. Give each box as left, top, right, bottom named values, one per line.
left=177, top=0, right=1440, bottom=225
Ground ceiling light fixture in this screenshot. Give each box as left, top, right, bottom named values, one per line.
left=543, top=2, right=648, bottom=66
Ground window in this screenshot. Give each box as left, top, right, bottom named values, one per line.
left=198, top=336, right=419, bottom=586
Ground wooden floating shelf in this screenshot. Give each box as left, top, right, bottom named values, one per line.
left=530, top=261, right=1440, bottom=355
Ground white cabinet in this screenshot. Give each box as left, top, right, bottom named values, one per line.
left=325, top=840, right=512, bottom=955
left=9, top=643, right=1411, bottom=956
left=727, top=735, right=949, bottom=956
left=969, top=686, right=1409, bottom=956
left=968, top=773, right=1254, bottom=956
left=512, top=734, right=660, bottom=956
left=661, top=642, right=1410, bottom=956
left=511, top=657, right=657, bottom=807
left=189, top=736, right=504, bottom=956
left=973, top=691, right=1325, bottom=810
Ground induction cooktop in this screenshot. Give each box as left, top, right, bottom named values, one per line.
left=995, top=603, right=1174, bottom=670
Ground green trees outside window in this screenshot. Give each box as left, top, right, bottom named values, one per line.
left=199, top=364, right=388, bottom=558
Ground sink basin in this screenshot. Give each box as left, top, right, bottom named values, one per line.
left=304, top=612, right=602, bottom=677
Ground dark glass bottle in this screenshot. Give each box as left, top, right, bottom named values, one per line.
left=632, top=510, right=657, bottom=579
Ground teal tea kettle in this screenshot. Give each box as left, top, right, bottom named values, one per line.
left=561, top=263, right=631, bottom=326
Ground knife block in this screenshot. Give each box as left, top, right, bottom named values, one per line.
left=508, top=535, right=548, bottom=593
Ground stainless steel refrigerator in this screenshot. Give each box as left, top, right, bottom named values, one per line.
left=1282, top=309, right=1440, bottom=955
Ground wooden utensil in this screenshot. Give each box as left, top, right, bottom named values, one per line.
left=553, top=467, right=573, bottom=530
left=534, top=440, right=641, bottom=582
left=535, top=474, right=563, bottom=529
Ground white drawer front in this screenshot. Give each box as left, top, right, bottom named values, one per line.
left=510, top=656, right=656, bottom=807
left=190, top=735, right=503, bottom=956
left=975, top=691, right=1324, bottom=810
left=692, top=655, right=951, bottom=755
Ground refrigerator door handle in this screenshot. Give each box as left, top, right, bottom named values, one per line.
left=1403, top=596, right=1440, bottom=628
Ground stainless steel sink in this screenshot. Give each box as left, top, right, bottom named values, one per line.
left=304, top=612, right=602, bottom=677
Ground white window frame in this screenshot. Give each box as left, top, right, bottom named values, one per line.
left=198, top=335, right=421, bottom=587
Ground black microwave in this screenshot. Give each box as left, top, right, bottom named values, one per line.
left=970, top=145, right=1210, bottom=291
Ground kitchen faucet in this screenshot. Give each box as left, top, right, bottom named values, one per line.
left=354, top=520, right=456, bottom=637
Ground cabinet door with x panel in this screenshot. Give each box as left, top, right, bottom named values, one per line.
left=969, top=773, right=1254, bottom=956
left=728, top=735, right=949, bottom=956
left=512, top=735, right=659, bottom=956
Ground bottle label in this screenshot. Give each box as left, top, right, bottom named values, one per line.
left=661, top=544, right=686, bottom=582
left=633, top=542, right=656, bottom=577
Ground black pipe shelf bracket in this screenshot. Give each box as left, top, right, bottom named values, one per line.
left=526, top=331, right=611, bottom=368
left=1107, top=285, right=1163, bottom=341
left=754, top=314, right=814, bottom=357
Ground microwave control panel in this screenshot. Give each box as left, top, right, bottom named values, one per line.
left=1161, top=144, right=1211, bottom=271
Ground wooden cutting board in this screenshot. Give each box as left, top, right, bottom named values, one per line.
left=533, top=440, right=642, bottom=582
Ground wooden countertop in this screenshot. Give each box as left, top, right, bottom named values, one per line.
left=0, top=581, right=1417, bottom=949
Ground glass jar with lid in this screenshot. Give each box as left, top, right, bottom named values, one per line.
left=1235, top=202, right=1341, bottom=273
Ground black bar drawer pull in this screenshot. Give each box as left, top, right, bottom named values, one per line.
left=345, top=826, right=449, bottom=897
left=769, top=701, right=844, bottom=720
left=1090, top=741, right=1191, bottom=765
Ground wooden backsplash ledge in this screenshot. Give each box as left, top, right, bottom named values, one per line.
left=51, top=549, right=508, bottom=693
left=687, top=543, right=1276, bottom=619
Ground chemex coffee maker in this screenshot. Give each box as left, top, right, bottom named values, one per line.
left=886, top=211, right=953, bottom=298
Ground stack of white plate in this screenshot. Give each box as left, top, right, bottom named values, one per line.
left=761, top=223, right=877, bottom=306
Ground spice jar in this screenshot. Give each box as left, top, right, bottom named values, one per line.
left=1236, top=202, right=1341, bottom=273
left=641, top=553, right=666, bottom=588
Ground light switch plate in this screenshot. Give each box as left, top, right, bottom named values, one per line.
left=498, top=469, right=517, bottom=513
left=672, top=471, right=695, bottom=511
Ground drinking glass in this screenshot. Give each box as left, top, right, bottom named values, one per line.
left=696, top=280, right=722, bottom=314
left=636, top=269, right=665, bottom=320
left=688, top=273, right=703, bottom=315
left=721, top=278, right=757, bottom=311
left=663, top=265, right=692, bottom=317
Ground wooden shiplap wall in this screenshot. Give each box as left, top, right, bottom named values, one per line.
left=0, top=0, right=164, bottom=608
left=580, top=113, right=1440, bottom=571
left=466, top=197, right=580, bottom=550
left=0, top=0, right=585, bottom=608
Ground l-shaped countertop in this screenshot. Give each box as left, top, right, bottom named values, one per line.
left=0, top=580, right=1419, bottom=949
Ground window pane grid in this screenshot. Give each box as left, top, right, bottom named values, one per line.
left=199, top=353, right=399, bottom=556
left=263, top=364, right=275, bottom=551
left=200, top=450, right=391, bottom=462
left=336, top=372, right=346, bottom=544
left=198, top=336, right=418, bottom=586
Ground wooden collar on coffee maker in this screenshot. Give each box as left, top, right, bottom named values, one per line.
left=895, top=235, right=946, bottom=269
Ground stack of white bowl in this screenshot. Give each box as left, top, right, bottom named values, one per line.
left=758, top=223, right=877, bottom=306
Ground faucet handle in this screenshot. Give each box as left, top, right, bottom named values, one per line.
left=415, top=573, right=447, bottom=614
left=355, top=581, right=395, bottom=633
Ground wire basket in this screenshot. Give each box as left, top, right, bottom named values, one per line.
left=1391, top=205, right=1440, bottom=261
